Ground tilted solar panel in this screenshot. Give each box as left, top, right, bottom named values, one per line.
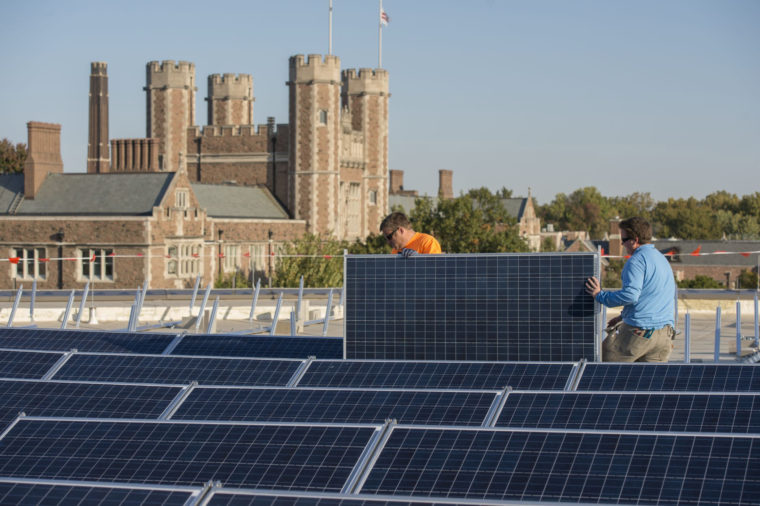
left=0, top=419, right=375, bottom=492
left=298, top=360, right=575, bottom=390
left=0, top=482, right=197, bottom=506
left=576, top=363, right=760, bottom=392
left=361, top=427, right=760, bottom=504
left=0, top=379, right=181, bottom=432
left=206, top=489, right=499, bottom=505
left=345, top=253, right=597, bottom=361
left=0, top=349, right=62, bottom=380
left=495, top=391, right=760, bottom=433
left=171, top=334, right=343, bottom=359
left=53, top=353, right=302, bottom=386
left=171, top=387, right=496, bottom=426
left=0, top=327, right=173, bottom=354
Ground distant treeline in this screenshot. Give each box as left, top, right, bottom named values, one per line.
left=537, top=187, right=760, bottom=240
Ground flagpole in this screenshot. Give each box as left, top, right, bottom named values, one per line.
left=328, top=0, right=333, bottom=55
left=378, top=0, right=383, bottom=68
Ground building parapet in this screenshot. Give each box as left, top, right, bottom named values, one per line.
left=342, top=68, right=389, bottom=95
left=146, top=60, right=196, bottom=89
left=289, top=54, right=341, bottom=83
left=110, top=138, right=161, bottom=172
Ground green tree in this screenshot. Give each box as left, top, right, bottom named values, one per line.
left=410, top=188, right=529, bottom=253
left=652, top=197, right=717, bottom=239
left=0, top=138, right=27, bottom=174
left=348, top=233, right=391, bottom=254
left=608, top=192, right=654, bottom=223
left=215, top=270, right=252, bottom=289
left=602, top=259, right=625, bottom=289
left=538, top=186, right=612, bottom=239
left=272, top=234, right=347, bottom=287
left=704, top=191, right=740, bottom=214
left=678, top=275, right=724, bottom=289
left=540, top=236, right=557, bottom=252
left=738, top=269, right=758, bottom=290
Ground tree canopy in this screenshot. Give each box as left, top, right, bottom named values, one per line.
left=0, top=138, right=27, bottom=174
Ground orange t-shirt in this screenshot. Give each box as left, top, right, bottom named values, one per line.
left=392, top=232, right=442, bottom=255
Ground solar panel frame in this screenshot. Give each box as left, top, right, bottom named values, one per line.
left=0, top=478, right=200, bottom=506
left=575, top=363, right=760, bottom=392
left=344, top=253, right=599, bottom=362
left=0, top=349, right=64, bottom=380
left=359, top=426, right=760, bottom=505
left=0, top=418, right=380, bottom=492
left=170, top=386, right=499, bottom=426
left=0, top=379, right=182, bottom=433
left=493, top=390, right=760, bottom=433
left=171, top=334, right=344, bottom=359
left=296, top=360, right=577, bottom=391
left=52, top=352, right=304, bottom=386
left=0, top=327, right=176, bottom=354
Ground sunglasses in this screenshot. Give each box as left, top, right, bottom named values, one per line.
left=621, top=236, right=634, bottom=243
left=385, top=228, right=398, bottom=241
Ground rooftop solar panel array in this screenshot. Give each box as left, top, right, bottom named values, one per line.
left=171, top=334, right=344, bottom=359
left=0, top=349, right=62, bottom=379
left=171, top=387, right=497, bottom=426
left=0, top=481, right=197, bottom=506
left=0, top=379, right=180, bottom=432
left=52, top=353, right=302, bottom=386
left=298, top=360, right=575, bottom=390
left=0, top=327, right=174, bottom=354
left=345, top=253, right=598, bottom=361
left=576, top=363, right=760, bottom=391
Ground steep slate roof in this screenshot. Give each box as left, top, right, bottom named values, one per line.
left=0, top=173, right=174, bottom=216
left=501, top=198, right=528, bottom=221
left=191, top=183, right=289, bottom=219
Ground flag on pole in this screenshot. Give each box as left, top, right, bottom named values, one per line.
left=380, top=9, right=389, bottom=26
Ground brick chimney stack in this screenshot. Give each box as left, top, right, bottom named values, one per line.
left=24, top=122, right=63, bottom=199
left=608, top=217, right=622, bottom=257
left=438, top=169, right=453, bottom=200
left=389, top=169, right=404, bottom=194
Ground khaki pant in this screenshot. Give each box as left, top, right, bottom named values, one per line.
left=603, top=322, right=674, bottom=362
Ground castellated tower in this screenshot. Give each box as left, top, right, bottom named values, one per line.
left=145, top=60, right=196, bottom=172
left=206, top=74, right=254, bottom=126
left=341, top=67, right=390, bottom=238
left=87, top=62, right=109, bottom=174
left=287, top=54, right=342, bottom=236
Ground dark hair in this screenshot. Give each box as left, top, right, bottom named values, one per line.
left=619, top=217, right=652, bottom=244
left=380, top=212, right=411, bottom=232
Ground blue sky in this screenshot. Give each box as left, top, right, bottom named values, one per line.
left=1, top=0, right=758, bottom=205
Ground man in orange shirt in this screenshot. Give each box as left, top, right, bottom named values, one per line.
left=380, top=212, right=442, bottom=257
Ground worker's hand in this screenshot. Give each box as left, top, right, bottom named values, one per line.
left=585, top=276, right=601, bottom=297
left=400, top=248, right=418, bottom=258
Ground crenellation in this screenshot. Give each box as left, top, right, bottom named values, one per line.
left=289, top=54, right=341, bottom=83
left=342, top=67, right=389, bottom=95
left=90, top=62, right=108, bottom=75
left=146, top=60, right=196, bottom=89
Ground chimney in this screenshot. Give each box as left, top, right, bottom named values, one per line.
left=438, top=169, right=453, bottom=200
left=389, top=169, right=404, bottom=194
left=87, top=61, right=109, bottom=173
left=24, top=122, right=63, bottom=199
left=608, top=217, right=622, bottom=257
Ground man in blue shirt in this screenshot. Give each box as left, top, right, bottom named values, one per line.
left=585, top=217, right=676, bottom=362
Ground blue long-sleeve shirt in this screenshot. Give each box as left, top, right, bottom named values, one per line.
left=595, top=243, right=675, bottom=329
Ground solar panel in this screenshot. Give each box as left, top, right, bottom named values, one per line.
left=345, top=253, right=597, bottom=361
left=495, top=391, right=760, bottom=433
left=576, top=363, right=760, bottom=392
left=171, top=334, right=344, bottom=359
left=0, top=349, right=62, bottom=380
left=0, top=379, right=181, bottom=432
left=206, top=489, right=497, bottom=505
left=0, top=481, right=197, bottom=506
left=0, top=327, right=173, bottom=354
left=361, top=427, right=760, bottom=504
left=53, top=353, right=302, bottom=386
left=0, top=419, right=375, bottom=491
left=298, top=361, right=575, bottom=390
left=171, top=387, right=496, bottom=426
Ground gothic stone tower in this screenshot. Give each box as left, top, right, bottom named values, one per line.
left=206, top=74, right=254, bottom=126
left=287, top=54, right=341, bottom=235
left=145, top=60, right=196, bottom=171
left=87, top=62, right=109, bottom=173
left=341, top=67, right=389, bottom=238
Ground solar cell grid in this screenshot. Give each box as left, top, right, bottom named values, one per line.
left=495, top=391, right=760, bottom=433
left=207, top=490, right=496, bottom=505
left=0, top=327, right=174, bottom=354
left=576, top=363, right=760, bottom=392
left=361, top=427, right=760, bottom=505
left=0, top=419, right=376, bottom=492
left=0, top=349, right=62, bottom=380
left=0, top=482, right=195, bottom=506
left=171, top=334, right=343, bottom=359
left=0, top=379, right=181, bottom=432
left=345, top=254, right=597, bottom=362
left=52, top=353, right=302, bottom=386
left=298, top=361, right=575, bottom=390
left=171, top=387, right=496, bottom=426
